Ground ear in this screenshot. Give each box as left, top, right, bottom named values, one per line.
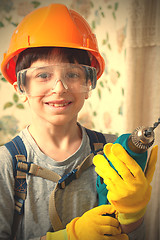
left=85, top=90, right=91, bottom=99
left=13, top=82, right=28, bottom=102
left=85, top=92, right=89, bottom=99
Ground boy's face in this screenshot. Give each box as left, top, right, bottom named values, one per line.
left=18, top=55, right=90, bottom=126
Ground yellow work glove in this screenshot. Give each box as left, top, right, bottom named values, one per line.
left=93, top=143, right=158, bottom=224
left=66, top=205, right=128, bottom=240
left=46, top=229, right=67, bottom=240
left=46, top=205, right=129, bottom=240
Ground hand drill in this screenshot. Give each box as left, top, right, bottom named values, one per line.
left=96, top=118, right=160, bottom=206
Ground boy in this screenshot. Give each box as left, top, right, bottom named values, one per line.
left=0, top=3, right=157, bottom=240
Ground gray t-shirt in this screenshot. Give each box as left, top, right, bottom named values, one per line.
left=0, top=125, right=144, bottom=240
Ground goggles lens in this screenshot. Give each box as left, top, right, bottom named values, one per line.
left=17, top=64, right=97, bottom=97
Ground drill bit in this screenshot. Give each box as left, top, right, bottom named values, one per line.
left=145, top=118, right=160, bottom=137
left=128, top=117, right=160, bottom=153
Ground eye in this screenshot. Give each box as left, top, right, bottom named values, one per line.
left=65, top=69, right=83, bottom=83
left=38, top=73, right=49, bottom=78
left=66, top=72, right=80, bottom=78
left=36, top=72, right=51, bottom=81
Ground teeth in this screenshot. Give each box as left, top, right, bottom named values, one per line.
left=48, top=103, right=69, bottom=107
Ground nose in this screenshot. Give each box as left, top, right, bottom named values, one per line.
left=51, top=79, right=68, bottom=94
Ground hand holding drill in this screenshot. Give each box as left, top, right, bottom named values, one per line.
left=93, top=143, right=158, bottom=224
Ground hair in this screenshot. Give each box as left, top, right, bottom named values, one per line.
left=16, top=47, right=91, bottom=74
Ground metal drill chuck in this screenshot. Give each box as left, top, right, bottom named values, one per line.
left=128, top=126, right=155, bottom=154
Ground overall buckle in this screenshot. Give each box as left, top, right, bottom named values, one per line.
left=58, top=169, right=78, bottom=189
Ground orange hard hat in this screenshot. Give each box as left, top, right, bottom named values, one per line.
left=1, top=3, right=105, bottom=85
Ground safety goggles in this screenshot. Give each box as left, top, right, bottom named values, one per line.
left=17, top=63, right=97, bottom=97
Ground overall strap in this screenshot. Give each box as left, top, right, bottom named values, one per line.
left=49, top=128, right=107, bottom=231
left=5, top=136, right=28, bottom=240
left=5, top=136, right=27, bottom=176
left=85, top=128, right=107, bottom=153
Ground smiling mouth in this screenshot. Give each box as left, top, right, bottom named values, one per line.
left=46, top=102, right=71, bottom=107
